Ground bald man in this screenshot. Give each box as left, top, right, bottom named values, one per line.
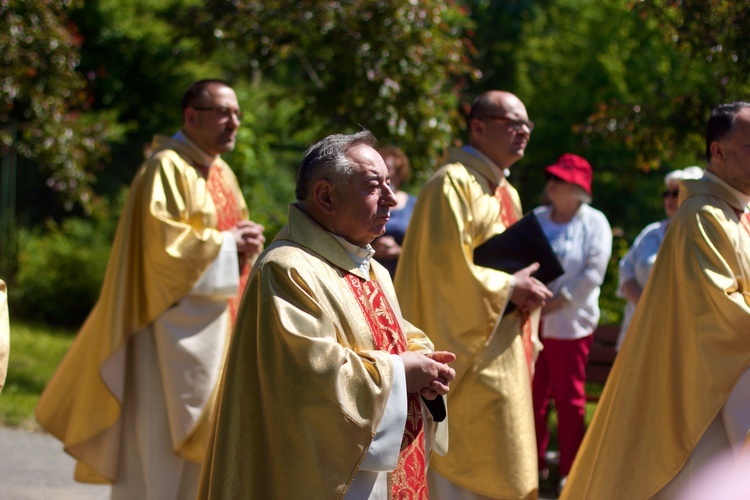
left=396, top=91, right=551, bottom=499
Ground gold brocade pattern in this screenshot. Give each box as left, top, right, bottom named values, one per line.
left=494, top=182, right=535, bottom=381
left=206, top=165, right=249, bottom=322
left=391, top=396, right=429, bottom=500
left=345, top=273, right=428, bottom=500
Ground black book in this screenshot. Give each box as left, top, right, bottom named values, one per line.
left=473, top=212, right=564, bottom=284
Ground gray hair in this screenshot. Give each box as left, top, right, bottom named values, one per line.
left=573, top=184, right=592, bottom=205
left=664, top=166, right=704, bottom=186
left=295, top=130, right=377, bottom=201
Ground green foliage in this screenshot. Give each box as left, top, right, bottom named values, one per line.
left=6, top=0, right=748, bottom=331
left=0, top=320, right=75, bottom=429
left=513, top=0, right=750, bottom=181
left=68, top=0, right=210, bottom=146
left=12, top=192, right=124, bottom=326
left=461, top=0, right=541, bottom=94
left=0, top=0, right=123, bottom=208
left=183, top=0, right=476, bottom=175
left=224, top=82, right=324, bottom=239
left=640, top=0, right=750, bottom=85
left=504, top=0, right=731, bottom=321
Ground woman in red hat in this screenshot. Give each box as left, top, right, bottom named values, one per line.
left=531, top=154, right=613, bottom=493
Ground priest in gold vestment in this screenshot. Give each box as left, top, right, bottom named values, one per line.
left=395, top=91, right=551, bottom=499
left=561, top=102, right=750, bottom=499
left=35, top=80, right=265, bottom=500
left=199, top=131, right=456, bottom=499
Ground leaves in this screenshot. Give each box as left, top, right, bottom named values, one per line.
left=0, top=0, right=118, bottom=209
left=182, top=0, right=476, bottom=175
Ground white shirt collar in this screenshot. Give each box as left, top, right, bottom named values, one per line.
left=330, top=233, right=376, bottom=277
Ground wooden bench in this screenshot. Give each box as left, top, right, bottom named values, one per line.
left=585, top=324, right=620, bottom=402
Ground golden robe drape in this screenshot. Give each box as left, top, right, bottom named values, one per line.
left=561, top=179, right=750, bottom=499
left=395, top=148, right=538, bottom=499
left=198, top=204, right=437, bottom=499
left=35, top=135, right=248, bottom=483
left=0, top=279, right=8, bottom=392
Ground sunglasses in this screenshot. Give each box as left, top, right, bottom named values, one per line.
left=662, top=190, right=679, bottom=199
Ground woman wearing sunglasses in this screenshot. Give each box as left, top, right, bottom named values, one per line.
left=615, top=165, right=704, bottom=350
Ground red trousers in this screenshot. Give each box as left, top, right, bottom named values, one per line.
left=532, top=334, right=593, bottom=477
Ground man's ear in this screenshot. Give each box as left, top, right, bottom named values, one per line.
left=470, top=117, right=484, bottom=142
left=710, top=140, right=724, bottom=162
left=183, top=107, right=197, bottom=129
left=312, top=179, right=336, bottom=215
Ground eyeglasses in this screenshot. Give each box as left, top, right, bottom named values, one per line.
left=482, top=115, right=535, bottom=132
left=662, top=190, right=679, bottom=198
left=191, top=106, right=243, bottom=122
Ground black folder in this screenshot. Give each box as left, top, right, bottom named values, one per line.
left=473, top=212, right=564, bottom=284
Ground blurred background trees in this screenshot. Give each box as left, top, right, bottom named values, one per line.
left=1, top=0, right=748, bottom=326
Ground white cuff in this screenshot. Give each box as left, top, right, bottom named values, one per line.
left=359, top=354, right=408, bottom=472
left=189, top=232, right=240, bottom=298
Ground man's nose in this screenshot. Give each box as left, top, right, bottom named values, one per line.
left=382, top=184, right=398, bottom=206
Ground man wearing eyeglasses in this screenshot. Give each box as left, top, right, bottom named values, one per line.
left=395, top=90, right=551, bottom=499
left=36, top=79, right=265, bottom=500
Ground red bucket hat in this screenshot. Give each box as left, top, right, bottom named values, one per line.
left=545, top=154, right=592, bottom=194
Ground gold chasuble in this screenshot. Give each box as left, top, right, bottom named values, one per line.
left=395, top=148, right=539, bottom=499
left=199, top=205, right=441, bottom=499
left=35, top=135, right=249, bottom=483
left=561, top=179, right=750, bottom=500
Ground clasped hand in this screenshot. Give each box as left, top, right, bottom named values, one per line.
left=399, top=350, right=456, bottom=400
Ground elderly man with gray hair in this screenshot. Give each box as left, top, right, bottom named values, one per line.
left=199, top=131, right=455, bottom=499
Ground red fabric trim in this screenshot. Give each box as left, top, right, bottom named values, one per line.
left=345, top=273, right=428, bottom=499
left=206, top=165, right=249, bottom=323
left=494, top=183, right=535, bottom=380
left=733, top=208, right=750, bottom=238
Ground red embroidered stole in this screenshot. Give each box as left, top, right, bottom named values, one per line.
left=345, top=273, right=428, bottom=500
left=734, top=208, right=750, bottom=237
left=206, top=164, right=250, bottom=323
left=493, top=182, right=535, bottom=380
